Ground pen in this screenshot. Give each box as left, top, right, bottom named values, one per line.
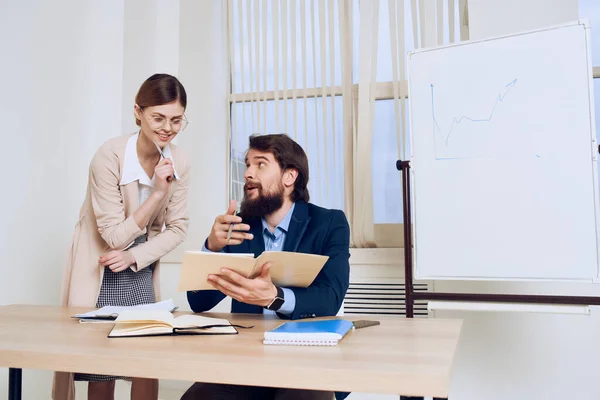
left=225, top=206, right=238, bottom=244
left=226, top=223, right=234, bottom=243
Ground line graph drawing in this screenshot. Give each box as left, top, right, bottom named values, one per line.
left=431, top=79, right=518, bottom=159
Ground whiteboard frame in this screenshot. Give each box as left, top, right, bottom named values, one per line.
left=406, top=19, right=600, bottom=283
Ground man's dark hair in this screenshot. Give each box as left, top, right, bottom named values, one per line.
left=248, top=134, right=310, bottom=202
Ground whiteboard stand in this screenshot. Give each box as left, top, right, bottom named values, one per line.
left=396, top=159, right=600, bottom=317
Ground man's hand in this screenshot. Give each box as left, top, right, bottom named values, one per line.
left=206, top=199, right=253, bottom=251
left=99, top=250, right=136, bottom=273
left=207, top=262, right=277, bottom=307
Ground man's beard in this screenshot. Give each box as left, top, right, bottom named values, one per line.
left=239, top=182, right=285, bottom=220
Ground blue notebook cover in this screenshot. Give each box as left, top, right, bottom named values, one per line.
left=263, top=319, right=354, bottom=346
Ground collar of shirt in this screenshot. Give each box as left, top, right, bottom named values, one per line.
left=120, top=132, right=179, bottom=186
left=261, top=202, right=296, bottom=239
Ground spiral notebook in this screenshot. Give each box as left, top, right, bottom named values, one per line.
left=263, top=319, right=354, bottom=346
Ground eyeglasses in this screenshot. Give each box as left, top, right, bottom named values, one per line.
left=143, top=111, right=189, bottom=132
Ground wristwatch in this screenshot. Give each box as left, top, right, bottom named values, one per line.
left=266, top=286, right=285, bottom=311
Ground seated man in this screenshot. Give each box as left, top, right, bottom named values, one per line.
left=181, top=134, right=350, bottom=400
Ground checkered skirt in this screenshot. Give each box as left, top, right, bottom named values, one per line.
left=74, top=234, right=156, bottom=382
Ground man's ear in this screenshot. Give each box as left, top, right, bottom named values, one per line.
left=282, top=168, right=298, bottom=189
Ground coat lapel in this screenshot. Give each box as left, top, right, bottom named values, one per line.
left=283, top=201, right=310, bottom=252
left=248, top=217, right=265, bottom=257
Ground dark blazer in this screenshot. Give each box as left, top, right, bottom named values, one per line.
left=187, top=200, right=350, bottom=319
left=187, top=201, right=351, bottom=400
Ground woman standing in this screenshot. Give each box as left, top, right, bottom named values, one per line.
left=53, top=73, right=190, bottom=400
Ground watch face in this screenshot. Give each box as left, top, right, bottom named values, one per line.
left=269, top=297, right=285, bottom=311
left=267, top=287, right=285, bottom=311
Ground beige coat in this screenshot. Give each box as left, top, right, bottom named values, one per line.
left=52, top=133, right=190, bottom=400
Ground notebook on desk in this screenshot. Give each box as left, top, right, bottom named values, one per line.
left=107, top=310, right=242, bottom=338
left=263, top=319, right=354, bottom=346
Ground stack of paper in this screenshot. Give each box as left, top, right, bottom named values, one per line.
left=73, top=299, right=178, bottom=322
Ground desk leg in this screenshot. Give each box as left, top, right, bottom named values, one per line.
left=9, top=368, right=22, bottom=400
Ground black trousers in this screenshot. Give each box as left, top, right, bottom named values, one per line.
left=181, top=382, right=334, bottom=400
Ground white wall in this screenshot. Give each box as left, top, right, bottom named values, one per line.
left=0, top=0, right=126, bottom=307
left=121, top=0, right=181, bottom=135
left=0, top=0, right=228, bottom=398
left=0, top=1, right=126, bottom=398
left=468, top=0, right=578, bottom=40
left=432, top=3, right=600, bottom=400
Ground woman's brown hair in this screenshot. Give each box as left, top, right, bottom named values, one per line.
left=134, top=73, right=187, bottom=126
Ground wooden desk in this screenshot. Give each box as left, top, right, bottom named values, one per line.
left=0, top=305, right=462, bottom=399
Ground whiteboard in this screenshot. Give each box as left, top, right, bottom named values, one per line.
left=408, top=21, right=600, bottom=282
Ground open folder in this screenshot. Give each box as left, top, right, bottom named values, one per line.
left=177, top=251, right=329, bottom=291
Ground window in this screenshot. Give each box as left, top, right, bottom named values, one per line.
left=228, top=0, right=345, bottom=212
left=230, top=97, right=345, bottom=210
left=369, top=0, right=460, bottom=225
left=366, top=0, right=462, bottom=246
left=226, top=0, right=465, bottom=247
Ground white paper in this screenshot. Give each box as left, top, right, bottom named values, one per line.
left=74, top=299, right=177, bottom=319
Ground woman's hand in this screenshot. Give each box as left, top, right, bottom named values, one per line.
left=154, top=158, right=174, bottom=197
left=99, top=250, right=136, bottom=272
